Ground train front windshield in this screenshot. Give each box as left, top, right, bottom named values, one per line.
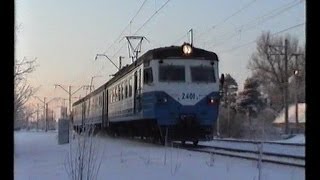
left=190, top=66, right=216, bottom=83
left=157, top=64, right=216, bottom=83
left=159, top=65, right=185, bottom=82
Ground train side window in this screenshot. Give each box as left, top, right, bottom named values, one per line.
left=125, top=80, right=128, bottom=98
left=110, top=90, right=112, bottom=103
left=129, top=77, right=132, bottom=97
left=119, top=84, right=122, bottom=100
left=111, top=89, right=113, bottom=103
left=143, top=68, right=153, bottom=84
left=115, top=86, right=118, bottom=102
left=113, top=88, right=115, bottom=102
left=121, top=83, right=124, bottom=100
left=112, top=89, right=114, bottom=103
left=117, top=85, right=120, bottom=101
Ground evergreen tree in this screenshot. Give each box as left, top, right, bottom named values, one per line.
left=221, top=74, right=238, bottom=110
left=236, top=77, right=265, bottom=117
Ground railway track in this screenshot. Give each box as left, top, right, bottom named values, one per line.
left=211, top=137, right=305, bottom=146
left=174, top=142, right=305, bottom=168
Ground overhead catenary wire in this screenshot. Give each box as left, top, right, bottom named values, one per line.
left=102, top=0, right=148, bottom=55
left=204, top=0, right=303, bottom=49
left=108, top=0, right=172, bottom=62
left=71, top=0, right=149, bottom=90
left=218, top=22, right=305, bottom=54
left=196, top=0, right=258, bottom=42
left=133, top=0, right=172, bottom=35
left=171, top=30, right=190, bottom=45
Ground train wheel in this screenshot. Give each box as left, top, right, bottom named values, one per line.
left=193, top=140, right=198, bottom=146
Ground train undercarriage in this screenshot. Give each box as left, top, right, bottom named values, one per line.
left=73, top=118, right=215, bottom=146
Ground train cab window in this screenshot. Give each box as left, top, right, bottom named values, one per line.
left=159, top=65, right=185, bottom=82
left=191, top=66, right=216, bottom=83
left=143, top=68, right=153, bottom=84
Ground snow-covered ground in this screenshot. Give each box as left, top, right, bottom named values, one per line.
left=14, top=130, right=304, bottom=180
left=275, top=134, right=305, bottom=144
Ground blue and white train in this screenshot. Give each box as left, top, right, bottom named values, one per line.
left=72, top=43, right=223, bottom=145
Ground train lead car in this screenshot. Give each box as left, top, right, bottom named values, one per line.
left=72, top=43, right=222, bottom=146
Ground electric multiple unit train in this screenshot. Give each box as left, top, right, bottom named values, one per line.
left=72, top=43, right=222, bottom=145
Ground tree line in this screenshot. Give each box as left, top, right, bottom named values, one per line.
left=217, top=31, right=305, bottom=139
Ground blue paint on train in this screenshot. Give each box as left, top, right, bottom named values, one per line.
left=142, top=91, right=220, bottom=126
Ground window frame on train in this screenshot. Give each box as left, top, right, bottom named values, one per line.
left=143, top=67, right=153, bottom=84
left=190, top=65, right=216, bottom=83
left=159, top=64, right=185, bottom=82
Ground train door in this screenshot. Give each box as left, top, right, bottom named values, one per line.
left=103, top=89, right=109, bottom=128
left=102, top=91, right=105, bottom=127
left=134, top=69, right=142, bottom=114
left=133, top=71, right=137, bottom=113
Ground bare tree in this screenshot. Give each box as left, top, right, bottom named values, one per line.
left=65, top=125, right=103, bottom=180
left=14, top=57, right=38, bottom=129
left=248, top=32, right=305, bottom=112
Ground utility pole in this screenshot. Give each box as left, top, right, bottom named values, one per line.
left=45, top=103, right=48, bottom=131
left=268, top=39, right=290, bottom=134
left=54, top=85, right=89, bottom=118
left=284, top=39, right=289, bottom=135
left=89, top=75, right=102, bottom=93
left=95, top=54, right=119, bottom=70
left=36, top=104, right=39, bottom=131
left=34, top=96, right=47, bottom=132
left=292, top=53, right=303, bottom=131
left=34, top=96, right=62, bottom=131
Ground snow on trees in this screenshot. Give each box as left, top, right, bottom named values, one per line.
left=247, top=32, right=305, bottom=112
left=236, top=77, right=265, bottom=116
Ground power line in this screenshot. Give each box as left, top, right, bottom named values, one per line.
left=102, top=0, right=148, bottom=55
left=205, top=0, right=303, bottom=49
left=95, top=0, right=150, bottom=78
left=271, top=22, right=305, bottom=36
left=219, top=22, right=305, bottom=54
left=106, top=0, right=172, bottom=65
left=171, top=30, right=189, bottom=45
left=130, top=0, right=148, bottom=25
left=196, top=0, right=258, bottom=41
left=133, top=0, right=172, bottom=35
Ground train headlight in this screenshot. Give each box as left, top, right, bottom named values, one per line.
left=182, top=43, right=192, bottom=55
left=207, top=96, right=218, bottom=105
left=157, top=96, right=168, bottom=103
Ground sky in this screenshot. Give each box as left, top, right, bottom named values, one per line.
left=15, top=0, right=306, bottom=118
left=14, top=130, right=305, bottom=179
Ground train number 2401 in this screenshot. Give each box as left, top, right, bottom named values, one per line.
left=182, top=93, right=196, bottom=100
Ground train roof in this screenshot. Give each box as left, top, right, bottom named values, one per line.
left=140, top=45, right=218, bottom=61
left=73, top=45, right=218, bottom=106
left=106, top=45, right=218, bottom=85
